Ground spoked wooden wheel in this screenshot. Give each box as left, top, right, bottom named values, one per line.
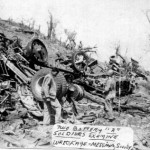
left=31, top=39, right=48, bottom=64
left=72, top=51, right=89, bottom=72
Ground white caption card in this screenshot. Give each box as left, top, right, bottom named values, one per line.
left=52, top=124, right=133, bottom=150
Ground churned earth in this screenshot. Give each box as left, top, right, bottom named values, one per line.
left=0, top=19, right=150, bottom=150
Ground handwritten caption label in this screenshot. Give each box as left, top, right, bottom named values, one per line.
left=52, top=124, right=133, bottom=150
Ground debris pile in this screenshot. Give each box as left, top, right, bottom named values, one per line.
left=0, top=29, right=150, bottom=149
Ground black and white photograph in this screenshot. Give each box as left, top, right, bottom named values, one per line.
left=0, top=0, right=150, bottom=149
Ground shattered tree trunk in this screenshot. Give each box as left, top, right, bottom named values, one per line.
left=47, top=13, right=53, bottom=40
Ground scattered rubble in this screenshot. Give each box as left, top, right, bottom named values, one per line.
left=0, top=21, right=150, bottom=149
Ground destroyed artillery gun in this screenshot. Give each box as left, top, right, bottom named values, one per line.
left=0, top=36, right=48, bottom=84
left=30, top=47, right=140, bottom=122
left=70, top=46, right=136, bottom=97
left=0, top=34, right=48, bottom=109
left=30, top=44, right=135, bottom=105
left=0, top=33, right=147, bottom=118
left=29, top=45, right=108, bottom=103
left=113, top=46, right=148, bottom=79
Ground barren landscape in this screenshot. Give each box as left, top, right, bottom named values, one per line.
left=0, top=18, right=150, bottom=150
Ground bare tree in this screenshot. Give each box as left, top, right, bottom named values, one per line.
left=31, top=20, right=35, bottom=30
left=47, top=11, right=59, bottom=41
left=47, top=11, right=53, bottom=40
left=38, top=25, right=41, bottom=33
left=52, top=20, right=59, bottom=40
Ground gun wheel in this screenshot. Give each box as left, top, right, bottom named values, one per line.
left=72, top=51, right=89, bottom=72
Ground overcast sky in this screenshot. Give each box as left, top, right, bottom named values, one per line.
left=1, top=0, right=150, bottom=70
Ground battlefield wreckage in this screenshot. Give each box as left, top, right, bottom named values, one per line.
left=0, top=23, right=150, bottom=148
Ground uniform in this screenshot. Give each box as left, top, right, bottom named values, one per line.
left=42, top=73, right=60, bottom=125
left=104, top=72, right=116, bottom=121
left=41, top=72, right=68, bottom=125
